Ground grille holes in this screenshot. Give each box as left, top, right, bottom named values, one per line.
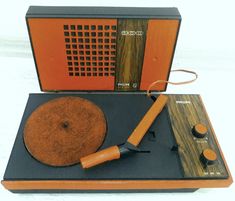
left=64, top=25, right=69, bottom=30
left=64, top=32, right=69, bottom=36
left=105, top=25, right=110, bottom=30
left=70, top=25, right=75, bottom=30
left=72, top=44, right=77, bottom=49
left=64, top=23, right=117, bottom=77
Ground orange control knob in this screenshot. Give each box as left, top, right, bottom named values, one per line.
left=200, top=148, right=217, bottom=166
left=192, top=123, right=208, bottom=138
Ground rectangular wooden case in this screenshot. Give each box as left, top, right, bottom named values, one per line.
left=26, top=6, right=181, bottom=91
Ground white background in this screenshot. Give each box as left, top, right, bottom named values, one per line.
left=0, top=0, right=235, bottom=200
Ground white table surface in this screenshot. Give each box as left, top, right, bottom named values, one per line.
left=0, top=0, right=235, bottom=200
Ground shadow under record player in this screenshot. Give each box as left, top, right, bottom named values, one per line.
left=1, top=6, right=233, bottom=192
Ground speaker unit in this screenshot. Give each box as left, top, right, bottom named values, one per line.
left=26, top=6, right=181, bottom=91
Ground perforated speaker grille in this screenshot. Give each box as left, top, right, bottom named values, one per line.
left=64, top=24, right=117, bottom=77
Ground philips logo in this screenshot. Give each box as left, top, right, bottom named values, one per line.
left=117, top=83, right=130, bottom=87
left=176, top=101, right=191, bottom=104
left=121, top=30, right=144, bottom=36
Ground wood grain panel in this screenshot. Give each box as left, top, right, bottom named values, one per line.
left=115, top=19, right=147, bottom=91
left=167, top=95, right=228, bottom=178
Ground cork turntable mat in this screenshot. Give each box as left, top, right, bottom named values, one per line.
left=23, top=96, right=107, bottom=166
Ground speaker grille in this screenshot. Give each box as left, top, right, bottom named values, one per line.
left=64, top=24, right=117, bottom=77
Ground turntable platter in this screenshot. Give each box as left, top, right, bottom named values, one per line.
left=23, top=96, right=106, bottom=166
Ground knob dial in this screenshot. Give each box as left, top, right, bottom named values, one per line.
left=192, top=123, right=208, bottom=138
left=200, top=148, right=217, bottom=166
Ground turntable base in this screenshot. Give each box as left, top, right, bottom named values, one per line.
left=1, top=93, right=232, bottom=192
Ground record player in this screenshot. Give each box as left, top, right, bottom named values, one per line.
left=1, top=6, right=233, bottom=193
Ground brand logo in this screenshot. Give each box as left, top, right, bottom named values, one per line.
left=176, top=101, right=191, bottom=104
left=117, top=83, right=130, bottom=87
left=121, top=30, right=144, bottom=36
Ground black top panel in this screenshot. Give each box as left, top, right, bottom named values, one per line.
left=4, top=93, right=183, bottom=180
left=26, top=6, right=181, bottom=19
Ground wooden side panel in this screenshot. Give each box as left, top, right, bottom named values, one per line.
left=140, top=20, right=180, bottom=91
left=115, top=19, right=148, bottom=91
left=27, top=18, right=117, bottom=91
left=167, top=95, right=228, bottom=178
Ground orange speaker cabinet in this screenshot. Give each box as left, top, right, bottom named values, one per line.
left=26, top=6, right=181, bottom=91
